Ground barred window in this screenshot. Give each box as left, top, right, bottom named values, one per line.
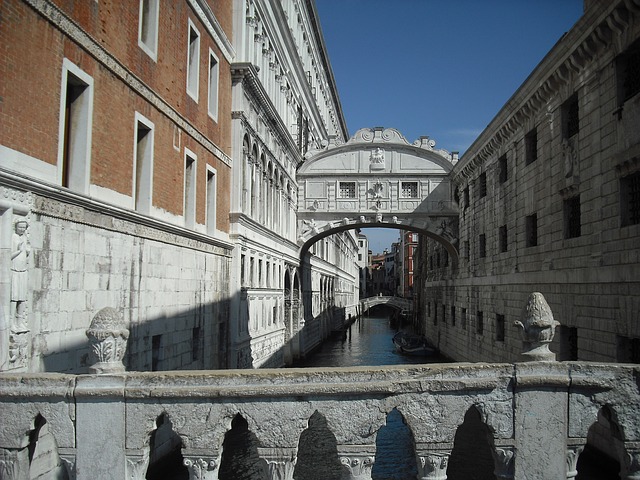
left=621, top=171, right=640, bottom=226
left=564, top=195, right=581, bottom=239
left=525, top=213, right=538, bottom=247
left=339, top=181, right=356, bottom=198
left=499, top=224, right=508, bottom=253
left=617, top=38, right=640, bottom=104
left=478, top=172, right=487, bottom=198
left=498, top=154, right=508, bottom=183
left=401, top=181, right=418, bottom=198
left=479, top=233, right=486, bottom=258
left=496, top=314, right=505, bottom=342
left=562, top=94, right=579, bottom=139
left=477, top=311, right=484, bottom=335
left=525, top=128, right=538, bottom=165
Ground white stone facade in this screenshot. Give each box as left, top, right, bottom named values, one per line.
left=418, top=0, right=640, bottom=363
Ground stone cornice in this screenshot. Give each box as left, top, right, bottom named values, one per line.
left=453, top=0, right=640, bottom=185
left=1, top=168, right=234, bottom=255
left=187, top=0, right=235, bottom=62
left=24, top=0, right=232, bottom=168
left=232, top=62, right=303, bottom=165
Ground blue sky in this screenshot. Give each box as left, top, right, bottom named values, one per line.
left=314, top=0, right=583, bottom=254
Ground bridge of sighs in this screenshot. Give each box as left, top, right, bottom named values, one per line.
left=296, top=127, right=460, bottom=261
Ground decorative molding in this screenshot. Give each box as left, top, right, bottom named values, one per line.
left=186, top=0, right=235, bottom=62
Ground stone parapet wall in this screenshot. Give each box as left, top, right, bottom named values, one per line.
left=0, top=362, right=638, bottom=479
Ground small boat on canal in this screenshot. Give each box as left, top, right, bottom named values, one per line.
left=393, top=332, right=437, bottom=357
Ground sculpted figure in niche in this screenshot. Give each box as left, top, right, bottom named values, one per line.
left=11, top=219, right=30, bottom=333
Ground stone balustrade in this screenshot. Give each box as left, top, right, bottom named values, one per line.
left=0, top=362, right=639, bottom=479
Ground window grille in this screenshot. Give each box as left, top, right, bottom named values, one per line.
left=477, top=311, right=484, bottom=335
left=478, top=172, right=487, bottom=198
left=499, top=225, right=508, bottom=253
left=479, top=233, right=486, bottom=258
left=401, top=182, right=418, bottom=198
left=621, top=171, right=640, bottom=226
left=339, top=181, right=356, bottom=198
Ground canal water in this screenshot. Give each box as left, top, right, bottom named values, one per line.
left=287, top=314, right=452, bottom=480
left=291, top=314, right=450, bottom=368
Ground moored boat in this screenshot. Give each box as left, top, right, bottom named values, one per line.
left=393, top=332, right=437, bottom=356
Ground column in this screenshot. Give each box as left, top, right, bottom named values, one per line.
left=182, top=454, right=218, bottom=480
left=565, top=444, right=584, bottom=479
left=258, top=447, right=296, bottom=480
left=623, top=446, right=640, bottom=480
left=337, top=445, right=376, bottom=480
left=492, top=445, right=516, bottom=480
left=416, top=448, right=450, bottom=480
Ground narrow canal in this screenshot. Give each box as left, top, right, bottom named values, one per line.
left=290, top=312, right=450, bottom=368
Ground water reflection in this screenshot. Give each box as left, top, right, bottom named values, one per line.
left=291, top=315, right=449, bottom=368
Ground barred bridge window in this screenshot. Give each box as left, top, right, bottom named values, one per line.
left=401, top=181, right=418, bottom=198
left=339, top=181, right=356, bottom=198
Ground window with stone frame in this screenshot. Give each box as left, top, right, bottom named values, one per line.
left=525, top=128, right=538, bottom=165
left=525, top=213, right=538, bottom=247
left=463, top=186, right=470, bottom=209
left=479, top=233, right=486, bottom=258
left=621, top=170, right=640, bottom=226
left=616, top=37, right=640, bottom=105
left=478, top=172, right=487, bottom=199
left=496, top=314, right=505, bottom=342
left=401, top=181, right=418, bottom=198
left=461, top=308, right=467, bottom=330
left=564, top=195, right=581, bottom=238
left=562, top=94, right=579, bottom=139
left=477, top=311, right=484, bottom=335
left=339, top=181, right=356, bottom=198
left=499, top=224, right=508, bottom=253
left=498, top=154, right=508, bottom=184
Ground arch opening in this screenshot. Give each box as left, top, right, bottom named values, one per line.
left=447, top=406, right=497, bottom=480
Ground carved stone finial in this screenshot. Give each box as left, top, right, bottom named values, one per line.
left=86, top=307, right=129, bottom=374
left=514, top=292, right=560, bottom=361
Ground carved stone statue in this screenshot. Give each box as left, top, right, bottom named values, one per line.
left=11, top=219, right=30, bottom=333
left=514, top=292, right=560, bottom=361
left=369, top=147, right=385, bottom=170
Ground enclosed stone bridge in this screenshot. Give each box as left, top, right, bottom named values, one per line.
left=360, top=295, right=412, bottom=314
left=296, top=127, right=460, bottom=261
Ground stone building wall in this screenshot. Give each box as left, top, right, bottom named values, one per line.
left=418, top=0, right=640, bottom=363
left=0, top=0, right=235, bottom=372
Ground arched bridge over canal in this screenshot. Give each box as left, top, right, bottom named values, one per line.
left=296, top=127, right=460, bottom=262
left=360, top=295, right=412, bottom=315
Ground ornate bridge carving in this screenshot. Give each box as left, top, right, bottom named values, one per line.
left=297, top=127, right=460, bottom=260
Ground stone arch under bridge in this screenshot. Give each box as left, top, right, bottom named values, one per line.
left=297, top=127, right=460, bottom=261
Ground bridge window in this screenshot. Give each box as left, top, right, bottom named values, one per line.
left=525, top=128, right=538, bottom=165
left=621, top=170, right=640, bottom=226
left=564, top=195, right=581, bottom=238
left=401, top=181, right=418, bottom=198
left=339, top=181, right=356, bottom=198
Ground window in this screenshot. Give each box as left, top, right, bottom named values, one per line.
left=560, top=326, right=578, bottom=361
left=463, top=241, right=470, bottom=260
left=59, top=59, right=93, bottom=194
left=525, top=128, right=538, bottom=165
left=208, top=50, right=219, bottom=121
left=401, top=182, right=418, bottom=198
left=479, top=233, right=486, bottom=258
left=138, top=0, right=159, bottom=60
left=192, top=326, right=201, bottom=361
left=564, top=195, right=581, bottom=238
left=525, top=214, right=538, bottom=247
left=442, top=305, right=446, bottom=324
left=339, top=181, right=356, bottom=198
left=240, top=254, right=246, bottom=286
left=477, top=311, right=484, bottom=335
left=206, top=167, right=217, bottom=234
left=433, top=304, right=437, bottom=325
left=184, top=149, right=197, bottom=228
left=499, top=224, right=508, bottom=253
left=621, top=171, right=640, bottom=226
left=496, top=314, right=505, bottom=342
left=617, top=335, right=640, bottom=364
left=463, top=186, right=470, bottom=209
left=461, top=308, right=467, bottom=330
left=616, top=38, right=640, bottom=104
left=134, top=113, right=154, bottom=214
left=498, top=154, right=508, bottom=183
left=186, top=20, right=200, bottom=101
left=151, top=334, right=162, bottom=371
left=478, top=172, right=487, bottom=198
left=562, top=94, right=579, bottom=139
left=451, top=306, right=456, bottom=326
